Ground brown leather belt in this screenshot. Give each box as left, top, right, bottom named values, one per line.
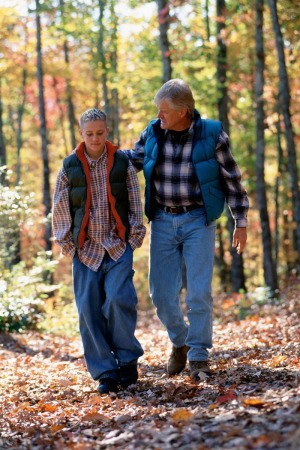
left=157, top=204, right=202, bottom=214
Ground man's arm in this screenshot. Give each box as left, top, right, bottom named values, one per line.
left=123, top=128, right=147, bottom=171
left=216, top=130, right=249, bottom=253
left=126, top=161, right=146, bottom=250
left=52, top=167, right=76, bottom=257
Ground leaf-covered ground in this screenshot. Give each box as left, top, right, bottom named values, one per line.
left=1, top=284, right=300, bottom=450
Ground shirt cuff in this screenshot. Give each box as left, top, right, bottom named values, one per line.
left=128, top=236, right=144, bottom=251
left=61, top=243, right=76, bottom=258
left=235, top=219, right=247, bottom=228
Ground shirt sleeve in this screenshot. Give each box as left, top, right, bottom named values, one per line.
left=124, top=128, right=147, bottom=171
left=216, top=130, right=249, bottom=227
left=126, top=161, right=146, bottom=250
left=52, top=167, right=76, bottom=257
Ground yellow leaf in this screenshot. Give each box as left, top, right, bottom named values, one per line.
left=243, top=397, right=265, bottom=407
left=270, top=355, right=287, bottom=367
left=172, top=408, right=194, bottom=421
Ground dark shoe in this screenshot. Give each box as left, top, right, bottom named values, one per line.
left=120, top=363, right=138, bottom=388
left=167, top=345, right=189, bottom=375
left=189, top=360, right=212, bottom=382
left=97, top=377, right=119, bottom=395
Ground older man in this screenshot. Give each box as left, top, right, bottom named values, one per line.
left=126, top=79, right=249, bottom=381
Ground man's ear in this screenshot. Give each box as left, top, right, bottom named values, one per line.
left=179, top=108, right=188, bottom=118
left=79, top=129, right=83, bottom=138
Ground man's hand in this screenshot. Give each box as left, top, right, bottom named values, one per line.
left=232, top=227, right=247, bottom=254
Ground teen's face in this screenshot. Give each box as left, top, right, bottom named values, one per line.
left=80, top=120, right=109, bottom=158
left=156, top=99, right=188, bottom=131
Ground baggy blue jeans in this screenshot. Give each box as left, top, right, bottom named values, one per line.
left=72, top=244, right=143, bottom=380
left=149, top=207, right=216, bottom=361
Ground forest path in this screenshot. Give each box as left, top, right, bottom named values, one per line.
left=1, top=286, right=299, bottom=449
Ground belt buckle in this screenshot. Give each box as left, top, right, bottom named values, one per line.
left=170, top=206, right=180, bottom=214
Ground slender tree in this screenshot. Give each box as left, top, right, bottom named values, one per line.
left=205, top=0, right=211, bottom=40
left=52, top=76, right=68, bottom=156
left=35, top=0, right=52, bottom=252
left=255, top=0, right=277, bottom=291
left=216, top=0, right=246, bottom=292
left=274, top=110, right=283, bottom=270
left=157, top=0, right=172, bottom=82
left=59, top=0, right=77, bottom=150
left=268, top=0, right=300, bottom=272
left=98, top=0, right=110, bottom=120
left=64, top=39, right=77, bottom=149
left=15, top=17, right=29, bottom=185
left=0, top=78, right=6, bottom=176
left=109, top=0, right=120, bottom=145
left=16, top=63, right=27, bottom=185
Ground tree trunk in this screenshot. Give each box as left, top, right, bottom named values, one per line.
left=216, top=222, right=231, bottom=290
left=157, top=0, right=172, bottom=83
left=255, top=0, right=278, bottom=292
left=274, top=111, right=283, bottom=269
left=12, top=48, right=28, bottom=265
left=205, top=0, right=211, bottom=40
left=64, top=40, right=77, bottom=150
left=98, top=0, right=110, bottom=121
left=110, top=0, right=120, bottom=145
left=52, top=76, right=68, bottom=156
left=16, top=63, right=27, bottom=185
left=0, top=78, right=6, bottom=185
left=58, top=0, right=76, bottom=150
left=35, top=0, right=52, bottom=253
left=216, top=0, right=246, bottom=292
left=268, top=0, right=300, bottom=272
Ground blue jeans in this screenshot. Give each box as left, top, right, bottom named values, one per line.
left=72, top=244, right=143, bottom=380
left=149, top=207, right=216, bottom=361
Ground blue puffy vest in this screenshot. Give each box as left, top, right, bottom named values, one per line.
left=143, top=110, right=225, bottom=224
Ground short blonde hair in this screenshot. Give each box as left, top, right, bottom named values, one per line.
left=154, top=79, right=195, bottom=118
left=79, top=109, right=107, bottom=128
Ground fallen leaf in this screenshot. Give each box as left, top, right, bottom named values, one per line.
left=81, top=412, right=109, bottom=422
left=270, top=355, right=287, bottom=367
left=242, top=397, right=265, bottom=407
left=172, top=408, right=194, bottom=421
left=216, top=389, right=237, bottom=403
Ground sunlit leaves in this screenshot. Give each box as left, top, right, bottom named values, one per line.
left=0, top=292, right=299, bottom=448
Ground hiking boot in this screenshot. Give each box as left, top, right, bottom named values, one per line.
left=167, top=345, right=189, bottom=375
left=189, top=360, right=212, bottom=382
left=97, top=377, right=119, bottom=395
left=119, top=363, right=138, bottom=388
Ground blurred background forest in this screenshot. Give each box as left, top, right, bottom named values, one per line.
left=0, top=0, right=299, bottom=335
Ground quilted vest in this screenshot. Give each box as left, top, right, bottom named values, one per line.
left=143, top=110, right=225, bottom=224
left=63, top=141, right=130, bottom=249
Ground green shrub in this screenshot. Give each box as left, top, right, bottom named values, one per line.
left=0, top=254, right=58, bottom=332
left=0, top=168, right=57, bottom=332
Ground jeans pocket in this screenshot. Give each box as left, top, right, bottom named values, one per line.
left=153, top=208, right=164, bottom=220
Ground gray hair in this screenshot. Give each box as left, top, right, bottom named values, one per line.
left=154, top=79, right=195, bottom=118
left=79, top=108, right=107, bottom=128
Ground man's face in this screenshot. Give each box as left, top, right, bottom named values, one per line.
left=156, top=99, right=188, bottom=131
left=80, top=120, right=109, bottom=158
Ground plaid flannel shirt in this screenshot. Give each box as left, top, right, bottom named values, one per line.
left=127, top=124, right=249, bottom=227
